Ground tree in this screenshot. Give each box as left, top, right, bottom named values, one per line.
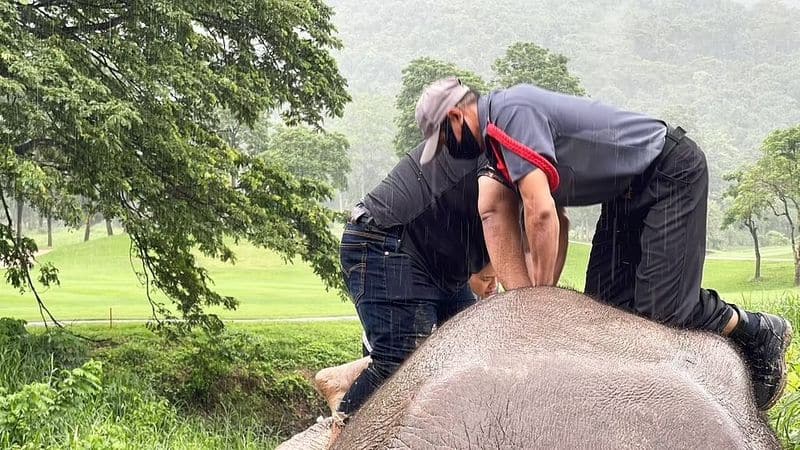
left=1, top=1, right=350, bottom=331
left=492, top=42, right=586, bottom=95
left=259, top=126, right=351, bottom=192
left=722, top=169, right=767, bottom=281
left=753, top=125, right=800, bottom=285
left=326, top=93, right=397, bottom=209
left=393, top=58, right=488, bottom=157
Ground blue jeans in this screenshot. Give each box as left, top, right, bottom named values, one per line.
left=337, top=221, right=475, bottom=415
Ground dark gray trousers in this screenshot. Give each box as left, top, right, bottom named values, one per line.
left=584, top=134, right=733, bottom=332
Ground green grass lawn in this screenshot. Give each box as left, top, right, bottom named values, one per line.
left=1, top=232, right=797, bottom=322
left=1, top=233, right=353, bottom=321
left=558, top=242, right=798, bottom=303
left=708, top=245, right=796, bottom=260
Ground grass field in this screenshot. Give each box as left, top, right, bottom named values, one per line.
left=1, top=230, right=797, bottom=322
left=709, top=246, right=796, bottom=260
left=1, top=231, right=350, bottom=321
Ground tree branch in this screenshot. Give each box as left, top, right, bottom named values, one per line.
left=14, top=139, right=56, bottom=156
left=0, top=185, right=62, bottom=328
left=63, top=15, right=127, bottom=34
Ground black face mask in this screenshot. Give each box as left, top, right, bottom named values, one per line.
left=443, top=118, right=482, bottom=160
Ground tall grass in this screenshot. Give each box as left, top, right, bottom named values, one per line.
left=1, top=320, right=362, bottom=449
left=760, top=292, right=800, bottom=449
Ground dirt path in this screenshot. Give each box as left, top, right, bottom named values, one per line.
left=0, top=248, right=54, bottom=269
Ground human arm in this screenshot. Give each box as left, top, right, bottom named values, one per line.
left=553, top=207, right=569, bottom=285
left=518, top=169, right=559, bottom=286
left=478, top=175, right=532, bottom=290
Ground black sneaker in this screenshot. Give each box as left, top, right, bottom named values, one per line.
left=734, top=312, right=793, bottom=410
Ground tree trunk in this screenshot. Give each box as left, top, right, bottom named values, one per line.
left=84, top=213, right=92, bottom=242
left=745, top=218, right=761, bottom=281
left=47, top=214, right=53, bottom=248
left=38, top=214, right=44, bottom=229
left=795, top=242, right=800, bottom=286
left=15, top=198, right=23, bottom=240
left=106, top=218, right=113, bottom=236
left=791, top=221, right=799, bottom=286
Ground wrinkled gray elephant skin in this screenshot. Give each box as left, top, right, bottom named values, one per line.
left=333, top=287, right=779, bottom=449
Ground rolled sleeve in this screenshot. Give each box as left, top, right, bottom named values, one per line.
left=495, top=105, right=557, bottom=184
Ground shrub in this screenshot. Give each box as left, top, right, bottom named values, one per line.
left=101, top=329, right=333, bottom=437
left=765, top=230, right=790, bottom=247
left=0, top=360, right=103, bottom=447
left=0, top=318, right=88, bottom=391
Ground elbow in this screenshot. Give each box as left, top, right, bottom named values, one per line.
left=523, top=196, right=556, bottom=227
left=479, top=203, right=498, bottom=225
left=479, top=195, right=513, bottom=226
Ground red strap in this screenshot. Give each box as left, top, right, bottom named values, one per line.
left=489, top=141, right=512, bottom=186
left=486, top=123, right=560, bottom=192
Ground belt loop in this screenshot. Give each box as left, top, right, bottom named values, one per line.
left=662, top=124, right=686, bottom=156
left=349, top=202, right=371, bottom=224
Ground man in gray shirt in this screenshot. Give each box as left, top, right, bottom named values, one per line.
left=415, top=77, right=791, bottom=411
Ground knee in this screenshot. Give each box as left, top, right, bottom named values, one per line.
left=368, top=356, right=403, bottom=380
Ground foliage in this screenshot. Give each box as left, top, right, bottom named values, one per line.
left=722, top=168, right=767, bottom=278
left=0, top=359, right=103, bottom=447
left=751, top=124, right=800, bottom=285
left=0, top=318, right=88, bottom=392
left=492, top=42, right=586, bottom=94
left=0, top=0, right=350, bottom=331
left=8, top=312, right=800, bottom=447
left=766, top=231, right=790, bottom=247
left=326, top=93, right=398, bottom=206
left=393, top=57, right=488, bottom=156
left=766, top=292, right=800, bottom=448
left=392, top=41, right=587, bottom=158
left=259, top=126, right=351, bottom=191
left=100, top=327, right=358, bottom=434
left=0, top=335, right=282, bottom=448
left=722, top=169, right=768, bottom=229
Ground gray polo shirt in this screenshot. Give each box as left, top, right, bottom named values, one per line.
left=477, top=85, right=667, bottom=206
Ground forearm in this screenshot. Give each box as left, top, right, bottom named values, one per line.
left=553, top=207, right=569, bottom=285
left=479, top=177, right=531, bottom=290
left=523, top=205, right=559, bottom=286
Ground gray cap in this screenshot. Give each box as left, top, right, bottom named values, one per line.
left=415, top=77, right=470, bottom=164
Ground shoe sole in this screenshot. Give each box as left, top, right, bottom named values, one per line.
left=762, top=320, right=793, bottom=410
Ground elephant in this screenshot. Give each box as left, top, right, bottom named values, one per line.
left=279, top=287, right=780, bottom=449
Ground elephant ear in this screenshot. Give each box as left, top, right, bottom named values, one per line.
left=276, top=417, right=333, bottom=450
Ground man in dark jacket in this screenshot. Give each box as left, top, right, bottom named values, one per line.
left=335, top=141, right=490, bottom=421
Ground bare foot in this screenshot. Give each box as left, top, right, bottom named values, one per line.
left=314, top=356, right=371, bottom=414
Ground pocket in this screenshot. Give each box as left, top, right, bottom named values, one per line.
left=340, top=241, right=367, bottom=304
left=384, top=251, right=413, bottom=301
left=655, top=143, right=706, bottom=185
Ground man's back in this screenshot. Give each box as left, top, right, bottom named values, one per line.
left=363, top=144, right=488, bottom=292
left=481, top=85, right=667, bottom=206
